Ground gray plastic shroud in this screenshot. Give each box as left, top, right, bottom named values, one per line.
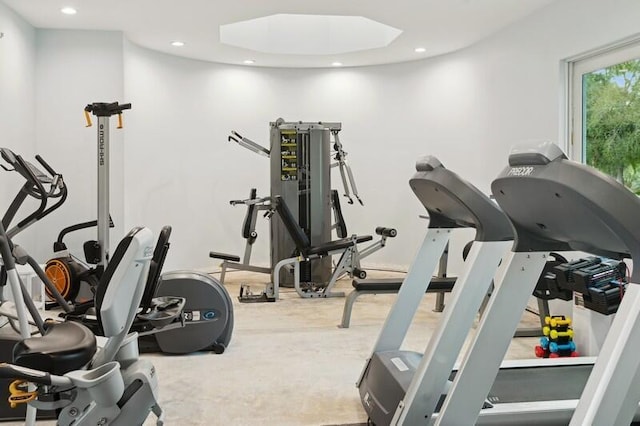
left=492, top=141, right=640, bottom=282
left=411, top=156, right=514, bottom=242
left=508, top=141, right=566, bottom=166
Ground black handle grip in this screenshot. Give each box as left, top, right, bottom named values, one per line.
left=34, top=154, right=57, bottom=177
left=0, top=148, right=16, bottom=166
left=85, top=102, right=132, bottom=117
left=0, top=363, right=52, bottom=385
left=375, top=227, right=397, bottom=237
left=15, top=156, right=46, bottom=197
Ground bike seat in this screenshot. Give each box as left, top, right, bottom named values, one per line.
left=13, top=321, right=97, bottom=375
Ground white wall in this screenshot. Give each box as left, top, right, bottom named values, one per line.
left=5, top=0, right=638, bottom=274
left=122, top=0, right=640, bottom=273
left=34, top=30, right=124, bottom=261
left=123, top=41, right=484, bottom=272
left=0, top=2, right=36, bottom=249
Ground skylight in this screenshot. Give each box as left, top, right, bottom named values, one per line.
left=220, top=14, right=402, bottom=55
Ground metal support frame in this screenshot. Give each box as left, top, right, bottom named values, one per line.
left=214, top=199, right=273, bottom=283
left=433, top=242, right=449, bottom=312
left=271, top=122, right=334, bottom=286
left=571, top=282, right=640, bottom=426
left=272, top=256, right=300, bottom=300
left=479, top=282, right=551, bottom=338
left=358, top=228, right=451, bottom=386
left=331, top=233, right=390, bottom=282
left=392, top=240, right=512, bottom=425
left=436, top=250, right=548, bottom=426
left=219, top=262, right=271, bottom=284
left=271, top=233, right=392, bottom=299
left=272, top=247, right=353, bottom=299
left=513, top=297, right=550, bottom=338
left=339, top=245, right=452, bottom=328
left=356, top=235, right=388, bottom=259
left=97, top=116, right=110, bottom=268
left=331, top=131, right=363, bottom=206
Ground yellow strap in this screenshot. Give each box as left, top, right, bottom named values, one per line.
left=8, top=380, right=37, bottom=408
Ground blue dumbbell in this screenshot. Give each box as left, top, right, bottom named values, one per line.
left=539, top=336, right=550, bottom=350
left=549, top=341, right=576, bottom=353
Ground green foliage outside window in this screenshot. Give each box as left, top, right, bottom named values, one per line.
left=584, top=59, right=640, bottom=194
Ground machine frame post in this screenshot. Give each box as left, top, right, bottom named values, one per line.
left=570, top=282, right=640, bottom=426
left=357, top=228, right=451, bottom=385
left=96, top=115, right=110, bottom=269
left=436, top=250, right=548, bottom=426
left=392, top=239, right=512, bottom=425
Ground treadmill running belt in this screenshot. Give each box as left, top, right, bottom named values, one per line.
left=488, top=364, right=592, bottom=404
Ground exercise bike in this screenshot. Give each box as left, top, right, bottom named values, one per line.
left=0, top=226, right=174, bottom=426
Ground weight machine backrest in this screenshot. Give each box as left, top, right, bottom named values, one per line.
left=273, top=196, right=311, bottom=253
left=140, top=226, right=172, bottom=312
left=94, top=227, right=153, bottom=338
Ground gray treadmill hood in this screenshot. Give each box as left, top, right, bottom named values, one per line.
left=409, top=156, right=514, bottom=242
left=492, top=143, right=640, bottom=281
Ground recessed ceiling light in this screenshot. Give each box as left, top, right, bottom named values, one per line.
left=331, top=62, right=343, bottom=67
left=60, top=7, right=77, bottom=15
left=243, top=59, right=255, bottom=64
left=171, top=41, right=185, bottom=47
left=414, top=47, right=426, bottom=53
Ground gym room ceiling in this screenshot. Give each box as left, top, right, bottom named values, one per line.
left=2, top=0, right=556, bottom=68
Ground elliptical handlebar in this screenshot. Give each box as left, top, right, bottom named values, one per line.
left=0, top=148, right=68, bottom=237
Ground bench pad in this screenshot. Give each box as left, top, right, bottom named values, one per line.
left=352, top=276, right=456, bottom=292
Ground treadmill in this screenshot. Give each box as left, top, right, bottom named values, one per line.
left=357, top=147, right=640, bottom=425
left=436, top=142, right=640, bottom=426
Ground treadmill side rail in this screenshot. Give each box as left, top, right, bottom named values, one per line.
left=357, top=228, right=450, bottom=386
left=393, top=239, right=512, bottom=425
left=436, top=251, right=548, bottom=426
left=570, top=283, right=640, bottom=426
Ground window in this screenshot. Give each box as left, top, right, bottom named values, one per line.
left=570, top=42, right=640, bottom=193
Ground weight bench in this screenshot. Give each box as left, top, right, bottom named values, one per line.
left=340, top=276, right=457, bottom=328
left=273, top=195, right=384, bottom=298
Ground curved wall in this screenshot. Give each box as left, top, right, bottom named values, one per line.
left=122, top=0, right=640, bottom=272
left=0, top=2, right=36, bottom=249
left=26, top=0, right=640, bottom=273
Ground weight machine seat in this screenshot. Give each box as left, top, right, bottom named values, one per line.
left=209, top=251, right=241, bottom=262
left=13, top=321, right=97, bottom=376
left=306, top=235, right=373, bottom=256
left=352, top=276, right=456, bottom=292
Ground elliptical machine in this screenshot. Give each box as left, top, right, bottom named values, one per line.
left=45, top=102, right=234, bottom=354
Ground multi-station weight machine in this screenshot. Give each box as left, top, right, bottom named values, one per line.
left=210, top=119, right=395, bottom=300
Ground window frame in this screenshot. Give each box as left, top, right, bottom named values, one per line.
left=565, top=37, right=640, bottom=163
